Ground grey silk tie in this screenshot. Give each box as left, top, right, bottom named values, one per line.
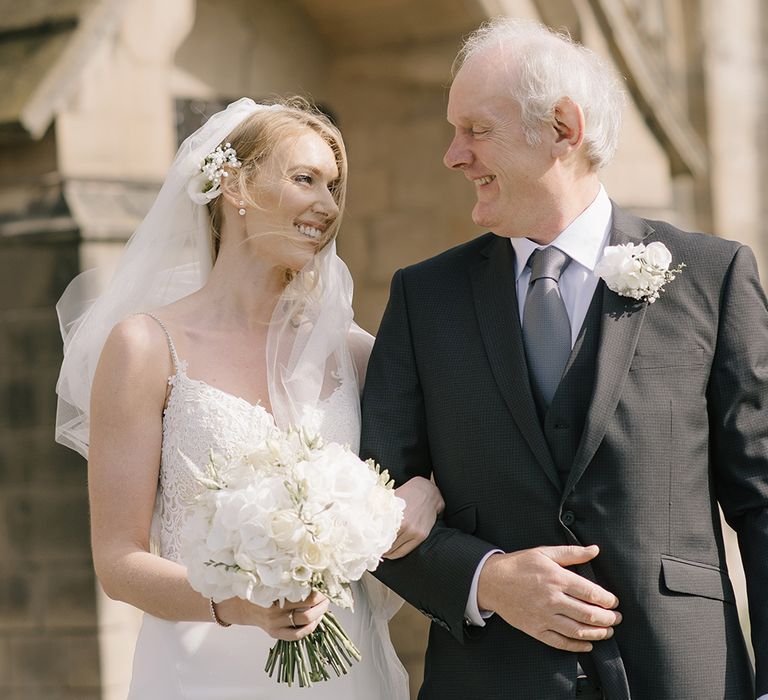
left=522, top=247, right=572, bottom=410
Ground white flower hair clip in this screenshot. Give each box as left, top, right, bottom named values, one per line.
left=187, top=142, right=241, bottom=205
left=595, top=241, right=685, bottom=304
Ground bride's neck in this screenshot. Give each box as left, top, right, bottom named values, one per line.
left=200, top=244, right=287, bottom=329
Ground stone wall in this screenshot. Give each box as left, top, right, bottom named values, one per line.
left=0, top=228, right=99, bottom=699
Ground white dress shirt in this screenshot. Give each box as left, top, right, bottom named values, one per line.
left=509, top=185, right=613, bottom=344
left=464, top=185, right=612, bottom=625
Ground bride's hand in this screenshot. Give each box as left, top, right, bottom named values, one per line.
left=385, top=476, right=445, bottom=559
left=214, top=591, right=330, bottom=641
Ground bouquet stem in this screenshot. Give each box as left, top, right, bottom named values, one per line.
left=264, top=611, right=362, bottom=687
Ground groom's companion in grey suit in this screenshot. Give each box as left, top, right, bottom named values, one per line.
left=361, top=17, right=767, bottom=700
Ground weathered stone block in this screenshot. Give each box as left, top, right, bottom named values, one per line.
left=345, top=167, right=391, bottom=218
left=5, top=490, right=90, bottom=561
left=0, top=240, right=79, bottom=312
left=46, top=439, right=88, bottom=476
left=350, top=284, right=390, bottom=335
left=0, top=430, right=86, bottom=487
left=0, top=375, right=38, bottom=430
left=0, top=437, right=9, bottom=485
left=64, top=689, right=102, bottom=700
left=1, top=310, right=64, bottom=369
left=0, top=635, right=10, bottom=682
left=0, top=569, right=37, bottom=630
left=44, top=567, right=97, bottom=628
left=343, top=122, right=400, bottom=169
left=336, top=218, right=369, bottom=283
left=65, top=632, right=101, bottom=687
left=368, top=213, right=452, bottom=284
left=9, top=634, right=71, bottom=686
left=4, top=690, right=102, bottom=700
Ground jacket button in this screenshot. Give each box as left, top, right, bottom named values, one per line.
left=562, top=510, right=576, bottom=527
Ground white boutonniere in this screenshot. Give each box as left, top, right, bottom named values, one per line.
left=595, top=241, right=685, bottom=304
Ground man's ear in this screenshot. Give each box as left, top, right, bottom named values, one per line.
left=551, top=97, right=585, bottom=159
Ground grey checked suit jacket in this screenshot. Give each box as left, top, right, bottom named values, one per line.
left=360, top=206, right=767, bottom=699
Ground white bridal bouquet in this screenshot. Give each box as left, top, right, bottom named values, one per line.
left=180, top=428, right=404, bottom=687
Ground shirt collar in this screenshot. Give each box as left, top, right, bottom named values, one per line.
left=509, top=185, right=613, bottom=280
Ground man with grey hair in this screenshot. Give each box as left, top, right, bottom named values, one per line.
left=361, top=17, right=766, bottom=700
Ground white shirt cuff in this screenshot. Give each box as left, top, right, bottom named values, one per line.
left=464, top=549, right=503, bottom=626
left=756, top=695, right=767, bottom=700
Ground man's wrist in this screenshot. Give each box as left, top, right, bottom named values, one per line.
left=476, top=550, right=505, bottom=614
left=464, top=549, right=503, bottom=626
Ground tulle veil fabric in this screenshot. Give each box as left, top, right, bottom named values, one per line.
left=55, top=97, right=365, bottom=457
left=54, top=97, right=405, bottom=694
left=55, top=98, right=271, bottom=457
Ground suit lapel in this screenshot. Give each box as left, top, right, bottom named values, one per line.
left=562, top=205, right=655, bottom=498
left=469, top=235, right=561, bottom=492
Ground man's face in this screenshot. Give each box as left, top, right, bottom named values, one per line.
left=443, top=53, right=555, bottom=238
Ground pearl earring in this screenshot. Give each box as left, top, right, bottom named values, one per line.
left=238, top=200, right=245, bottom=216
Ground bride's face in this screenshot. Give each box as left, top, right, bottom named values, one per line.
left=244, top=128, right=340, bottom=270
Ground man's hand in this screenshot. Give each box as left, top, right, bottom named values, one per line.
left=478, top=545, right=622, bottom=652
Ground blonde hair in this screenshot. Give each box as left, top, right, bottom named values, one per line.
left=207, top=97, right=347, bottom=261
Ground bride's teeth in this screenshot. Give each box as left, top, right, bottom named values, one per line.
left=297, top=224, right=321, bottom=238
left=474, top=175, right=495, bottom=186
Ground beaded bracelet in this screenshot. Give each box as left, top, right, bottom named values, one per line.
left=209, top=598, right=231, bottom=628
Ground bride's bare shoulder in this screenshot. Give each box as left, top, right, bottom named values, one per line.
left=106, top=313, right=171, bottom=361
left=94, top=314, right=174, bottom=400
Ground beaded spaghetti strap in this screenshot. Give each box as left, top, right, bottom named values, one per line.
left=141, top=312, right=181, bottom=375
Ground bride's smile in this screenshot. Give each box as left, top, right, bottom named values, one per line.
left=237, top=129, right=340, bottom=272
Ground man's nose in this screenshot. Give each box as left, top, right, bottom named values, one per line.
left=443, top=135, right=470, bottom=170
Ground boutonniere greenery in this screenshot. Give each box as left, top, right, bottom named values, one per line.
left=595, top=242, right=685, bottom=304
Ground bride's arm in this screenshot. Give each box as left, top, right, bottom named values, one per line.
left=386, top=477, right=445, bottom=559
left=349, top=325, right=445, bottom=559
left=88, top=315, right=326, bottom=639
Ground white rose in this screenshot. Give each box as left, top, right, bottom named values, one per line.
left=269, top=510, right=306, bottom=548
left=643, top=241, right=672, bottom=269
left=291, top=562, right=313, bottom=583
left=299, top=539, right=331, bottom=571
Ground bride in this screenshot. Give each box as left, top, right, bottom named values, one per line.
left=55, top=97, right=443, bottom=699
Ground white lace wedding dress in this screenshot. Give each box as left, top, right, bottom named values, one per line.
left=128, top=318, right=408, bottom=699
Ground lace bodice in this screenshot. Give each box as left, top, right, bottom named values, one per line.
left=146, top=315, right=361, bottom=563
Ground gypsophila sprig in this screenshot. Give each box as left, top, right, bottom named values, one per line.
left=595, top=241, right=685, bottom=304
left=201, top=142, right=240, bottom=192
left=187, top=142, right=241, bottom=204
left=180, top=428, right=404, bottom=688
